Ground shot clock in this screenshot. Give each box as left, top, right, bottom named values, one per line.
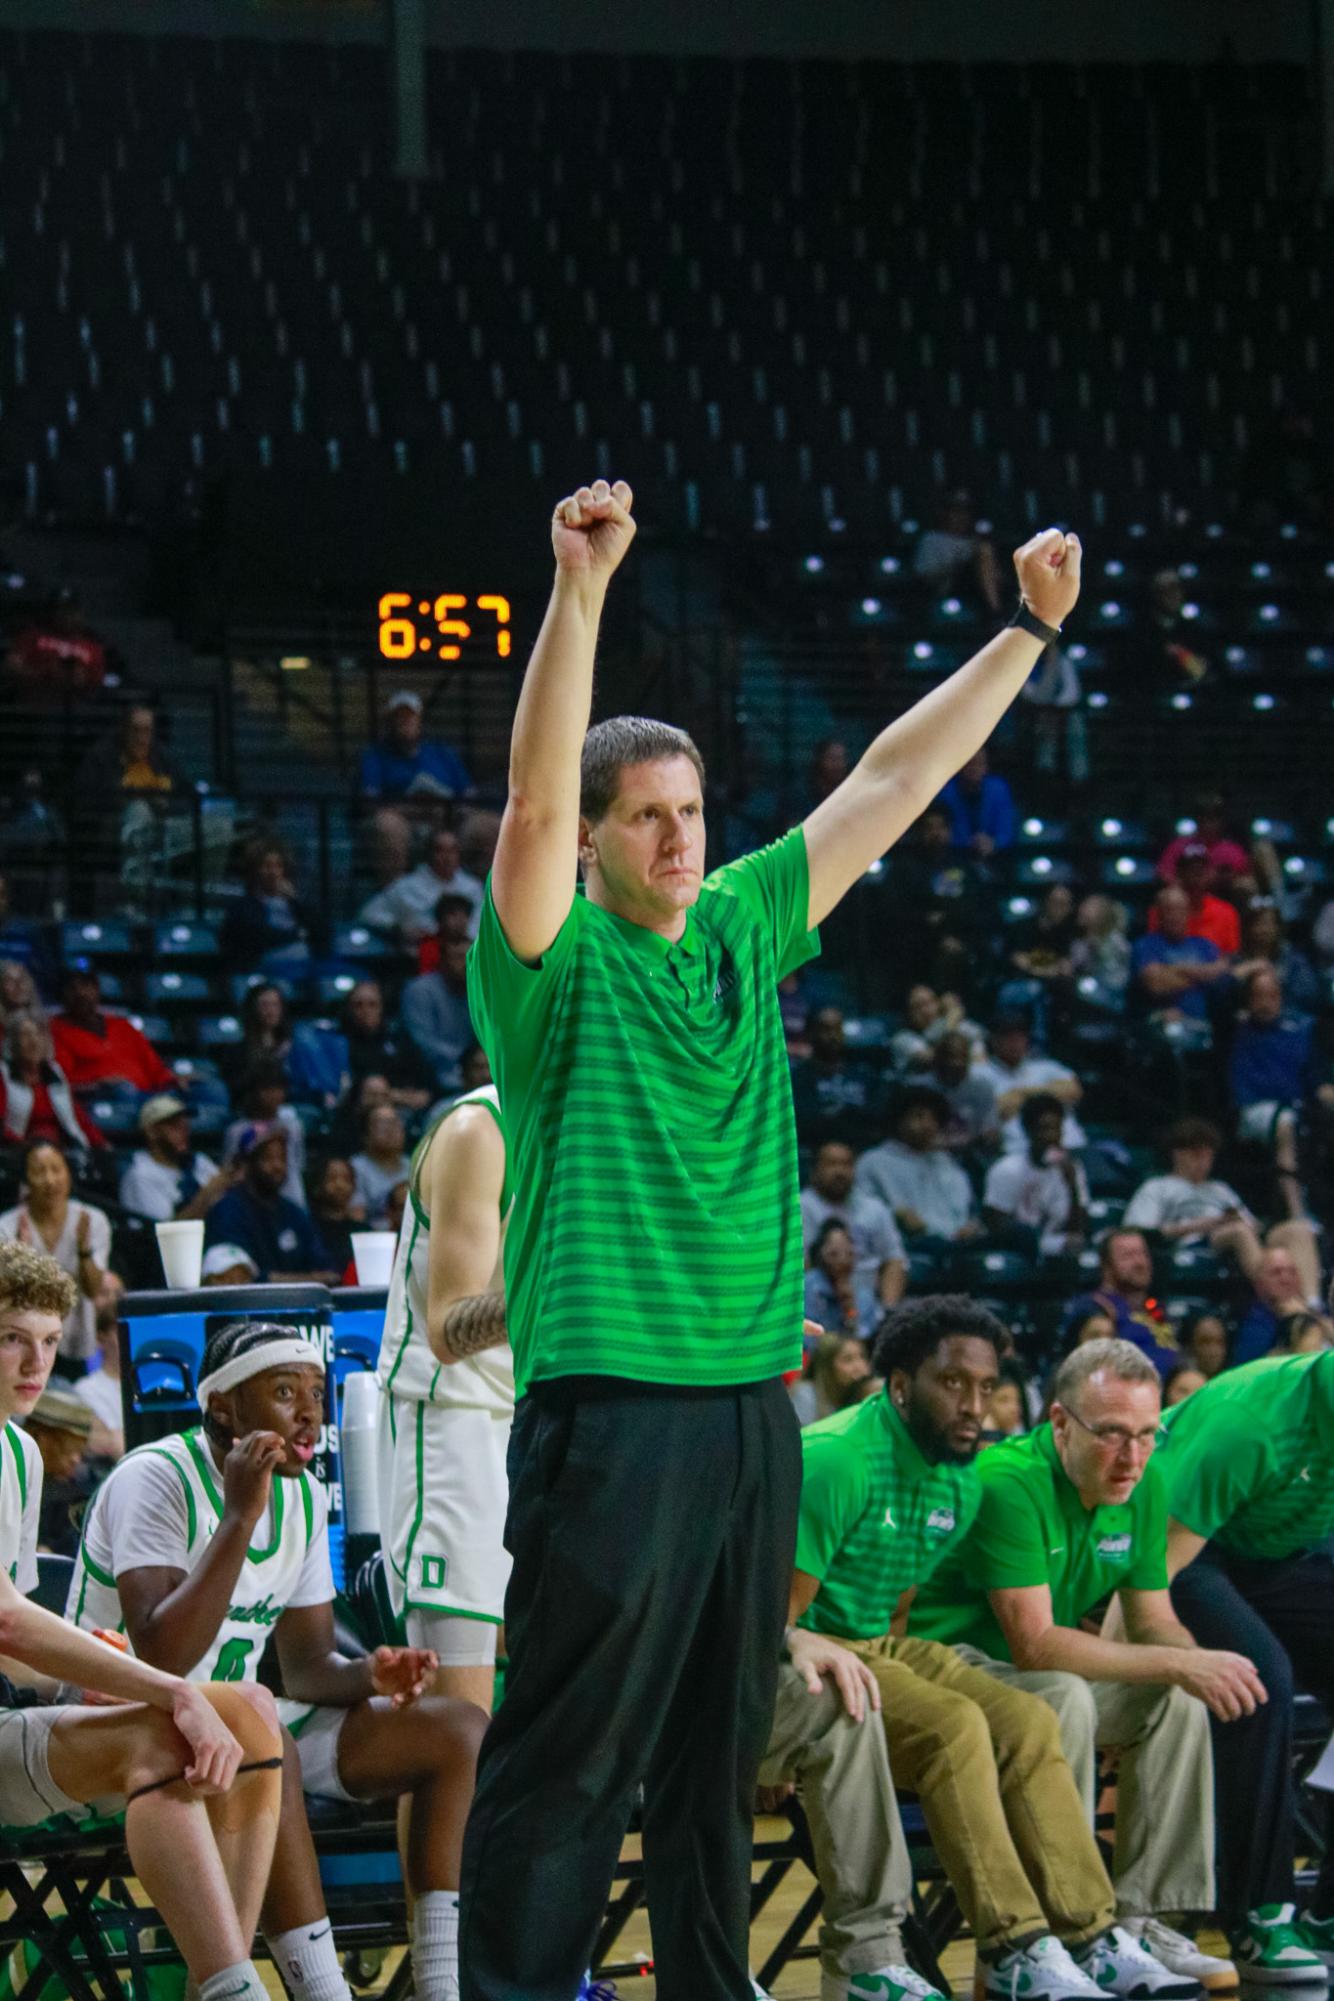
left=377, top=592, right=513, bottom=662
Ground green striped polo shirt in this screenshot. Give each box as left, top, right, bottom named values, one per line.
left=467, top=828, right=818, bottom=1395
left=1154, top=1350, right=1334, bottom=1561
left=795, top=1392, right=981, bottom=1640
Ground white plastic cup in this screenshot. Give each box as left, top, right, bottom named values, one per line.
left=339, top=1370, right=381, bottom=1536
left=351, top=1232, right=397, bottom=1288
left=155, top=1219, right=205, bottom=1290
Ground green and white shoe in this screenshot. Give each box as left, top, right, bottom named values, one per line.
left=1230, top=1906, right=1328, bottom=1986
left=1296, top=1917, right=1334, bottom=1971
left=822, top=1964, right=950, bottom=2001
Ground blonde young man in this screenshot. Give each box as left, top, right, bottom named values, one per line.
left=0, top=1241, right=283, bottom=2001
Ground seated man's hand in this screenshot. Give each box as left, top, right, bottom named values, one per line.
left=1172, top=1647, right=1267, bottom=1722
left=788, top=1628, right=881, bottom=1724
left=896, top=1208, right=927, bottom=1237
left=369, top=1644, right=439, bottom=1707
left=755, top=1779, right=795, bottom=1815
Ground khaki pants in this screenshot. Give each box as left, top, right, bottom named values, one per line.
left=957, top=1649, right=1215, bottom=1918
left=759, top=1662, right=912, bottom=1979
left=839, top=1634, right=1115, bottom=1956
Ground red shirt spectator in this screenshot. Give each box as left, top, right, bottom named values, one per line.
left=0, top=1011, right=106, bottom=1150
left=1158, top=792, right=1251, bottom=888
left=51, top=966, right=174, bottom=1095
left=5, top=596, right=109, bottom=696
left=1147, top=843, right=1241, bottom=955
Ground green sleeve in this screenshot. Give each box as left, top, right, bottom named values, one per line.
left=959, top=1467, right=1052, bottom=1593
left=706, top=827, right=821, bottom=982
left=1155, top=1407, right=1271, bottom=1543
left=1126, top=1461, right=1170, bottom=1591
left=794, top=1431, right=868, bottom=1584
left=467, top=880, right=582, bottom=1087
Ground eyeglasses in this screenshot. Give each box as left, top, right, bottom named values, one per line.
left=1062, top=1405, right=1159, bottom=1453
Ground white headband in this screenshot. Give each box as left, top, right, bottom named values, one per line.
left=197, top=1336, right=327, bottom=1411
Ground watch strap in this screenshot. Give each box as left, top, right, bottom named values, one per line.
left=1008, top=602, right=1061, bottom=646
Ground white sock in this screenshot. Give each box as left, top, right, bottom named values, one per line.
left=199, top=1965, right=269, bottom=2001
left=410, top=1889, right=460, bottom=2001
left=263, top=1920, right=353, bottom=2001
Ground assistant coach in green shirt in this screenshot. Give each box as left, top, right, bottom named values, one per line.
left=1157, top=1352, right=1334, bottom=1979
left=911, top=1338, right=1264, bottom=1986
left=457, top=475, right=1084, bottom=2001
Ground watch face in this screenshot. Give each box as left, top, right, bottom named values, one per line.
left=377, top=593, right=513, bottom=661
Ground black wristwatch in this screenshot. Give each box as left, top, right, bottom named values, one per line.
left=1008, top=601, right=1062, bottom=646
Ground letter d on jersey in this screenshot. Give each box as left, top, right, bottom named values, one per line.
left=419, top=1554, right=448, bottom=1592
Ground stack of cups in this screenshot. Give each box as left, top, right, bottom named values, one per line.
left=155, top=1220, right=205, bottom=1291
left=351, top=1232, right=397, bottom=1287
left=340, top=1370, right=381, bottom=1538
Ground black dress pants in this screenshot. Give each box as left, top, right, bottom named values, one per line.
left=459, top=1376, right=802, bottom=2001
left=1171, top=1542, right=1334, bottom=1923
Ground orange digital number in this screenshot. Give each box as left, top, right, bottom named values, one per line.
left=377, top=593, right=416, bottom=659
left=477, top=594, right=512, bottom=658
left=432, top=594, right=471, bottom=661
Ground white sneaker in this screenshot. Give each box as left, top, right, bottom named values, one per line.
left=1124, top=1920, right=1238, bottom=1991
left=1074, top=1924, right=1202, bottom=1998
left=982, top=1934, right=1106, bottom=2001
left=822, top=1965, right=950, bottom=2001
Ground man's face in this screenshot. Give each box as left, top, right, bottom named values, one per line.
left=1178, top=855, right=1210, bottom=901
left=224, top=1364, right=325, bottom=1478
left=151, top=1112, right=192, bottom=1164
left=0, top=1307, right=61, bottom=1421
left=1256, top=1247, right=1301, bottom=1308
left=1170, top=1141, right=1215, bottom=1185
left=810, top=1008, right=845, bottom=1062
left=1156, top=887, right=1190, bottom=941
left=1248, top=971, right=1282, bottom=1024
left=933, top=1033, right=971, bottom=1088
left=920, top=809, right=952, bottom=852
left=580, top=756, right=706, bottom=928
left=255, top=849, right=287, bottom=897
left=430, top=832, right=460, bottom=880
left=440, top=936, right=470, bottom=985
left=960, top=750, right=988, bottom=787
left=906, top=986, right=939, bottom=1032
left=347, top=983, right=383, bottom=1033
left=896, top=1105, right=941, bottom=1153
left=896, top=1335, right=998, bottom=1465
left=1105, top=1231, right=1152, bottom=1295
left=813, top=1143, right=855, bottom=1202
left=388, top=703, right=422, bottom=750
left=991, top=1025, right=1028, bottom=1070
left=125, top=708, right=155, bottom=761
left=1051, top=1371, right=1161, bottom=1507
left=64, top=972, right=100, bottom=1024
left=246, top=1135, right=289, bottom=1197
left=1026, top=1107, right=1064, bottom=1158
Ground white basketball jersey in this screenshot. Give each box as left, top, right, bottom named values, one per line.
left=71, top=1425, right=323, bottom=1684
left=0, top=1421, right=41, bottom=1594
left=376, top=1085, right=514, bottom=1416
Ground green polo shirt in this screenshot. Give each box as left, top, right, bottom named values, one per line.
left=907, top=1423, right=1169, bottom=1659
left=1154, top=1351, right=1334, bottom=1561
left=467, top=828, right=818, bottom=1396
left=795, top=1393, right=980, bottom=1640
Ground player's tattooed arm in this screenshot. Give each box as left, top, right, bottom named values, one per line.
left=440, top=1290, right=508, bottom=1360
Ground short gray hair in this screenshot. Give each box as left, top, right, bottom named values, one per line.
left=1052, top=1337, right=1161, bottom=1411
left=580, top=716, right=706, bottom=823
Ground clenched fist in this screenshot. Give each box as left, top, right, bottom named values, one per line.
left=551, top=479, right=636, bottom=579
left=1013, top=527, right=1083, bottom=630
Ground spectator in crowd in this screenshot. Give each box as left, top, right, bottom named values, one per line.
left=384, top=1178, right=409, bottom=1238
left=351, top=1104, right=411, bottom=1229
left=1123, top=1115, right=1321, bottom=1301
left=788, top=1329, right=871, bottom=1427
left=414, top=891, right=476, bottom=976
left=1163, top=1363, right=1207, bottom=1407
left=5, top=590, right=110, bottom=696
left=1147, top=844, right=1240, bottom=956
left=884, top=805, right=992, bottom=997
left=222, top=1061, right=306, bottom=1209
left=854, top=1088, right=981, bottom=1256
left=1069, top=1305, right=1118, bottom=1346
left=0, top=1009, right=106, bottom=1154
left=359, top=688, right=472, bottom=803
left=1130, top=885, right=1228, bottom=1027
left=51, top=963, right=175, bottom=1099
left=1007, top=884, right=1078, bottom=993
left=1146, top=569, right=1209, bottom=689
left=329, top=1070, right=395, bottom=1157
left=1232, top=1244, right=1317, bottom=1368
left=983, top=1094, right=1089, bottom=1258
left=1061, top=1230, right=1179, bottom=1377
left=799, top=1138, right=907, bottom=1310
left=0, top=874, right=52, bottom=989
left=1178, top=1311, right=1229, bottom=1382
left=203, top=1125, right=338, bottom=1284
left=1159, top=1352, right=1334, bottom=1978
left=983, top=1378, right=1028, bottom=1440
left=119, top=1093, right=235, bottom=1223
left=234, top=980, right=295, bottom=1083
left=200, top=1242, right=260, bottom=1286
left=930, top=1031, right=1000, bottom=1152
left=0, top=1140, right=110, bottom=1364
left=73, top=1298, right=125, bottom=1460
left=1158, top=794, right=1251, bottom=892
left=307, top=1155, right=364, bottom=1277
left=889, top=986, right=981, bottom=1076
left=290, top=979, right=432, bottom=1111
left=359, top=828, right=484, bottom=947
left=0, top=958, right=43, bottom=1027
left=76, top=702, right=177, bottom=810
left=1228, top=968, right=1322, bottom=1223
left=401, top=935, right=476, bottom=1095
left=220, top=839, right=317, bottom=967
left=938, top=748, right=1017, bottom=858
left=1236, top=899, right=1320, bottom=1017
left=976, top=1015, right=1086, bottom=1154
left=1070, top=896, right=1131, bottom=1010
left=909, top=1338, right=1242, bottom=1989
left=1021, top=637, right=1087, bottom=787
left=456, top=806, right=501, bottom=883
left=790, top=1006, right=890, bottom=1145
left=801, top=738, right=851, bottom=819
left=28, top=1386, right=97, bottom=1558
left=1271, top=1310, right=1334, bottom=1355
left=913, top=490, right=1003, bottom=613
left=803, top=1220, right=882, bottom=1340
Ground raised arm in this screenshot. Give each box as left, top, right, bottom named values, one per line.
left=424, top=1106, right=508, bottom=1365
left=803, top=528, right=1082, bottom=929
left=491, top=478, right=637, bottom=963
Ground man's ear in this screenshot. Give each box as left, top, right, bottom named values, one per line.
left=577, top=815, right=598, bottom=871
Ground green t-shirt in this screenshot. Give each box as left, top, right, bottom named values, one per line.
left=467, top=828, right=819, bottom=1396
left=1155, top=1351, right=1334, bottom=1561
left=908, top=1423, right=1169, bottom=1659
left=795, top=1393, right=981, bottom=1640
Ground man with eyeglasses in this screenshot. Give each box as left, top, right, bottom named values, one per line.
left=910, top=1338, right=1253, bottom=1989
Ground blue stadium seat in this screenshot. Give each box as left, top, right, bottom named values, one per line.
left=59, top=919, right=137, bottom=964
left=152, top=920, right=222, bottom=964
left=143, top=970, right=215, bottom=1009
